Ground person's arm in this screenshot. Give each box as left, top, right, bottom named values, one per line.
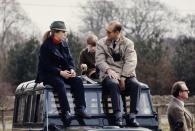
left=96, top=40, right=119, bottom=79
left=121, top=40, right=137, bottom=78
left=39, top=45, right=61, bottom=76
left=95, top=40, right=110, bottom=73
left=79, top=49, right=88, bottom=71
left=173, top=108, right=188, bottom=131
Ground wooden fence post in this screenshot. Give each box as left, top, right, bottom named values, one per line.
left=1, top=109, right=5, bottom=131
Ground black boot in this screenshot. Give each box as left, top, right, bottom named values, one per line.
left=63, top=111, right=72, bottom=127
left=75, top=107, right=91, bottom=118
left=114, top=111, right=123, bottom=127
left=128, top=118, right=139, bottom=127
left=126, top=113, right=139, bottom=127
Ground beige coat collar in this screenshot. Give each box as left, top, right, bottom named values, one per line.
left=105, top=35, right=125, bottom=46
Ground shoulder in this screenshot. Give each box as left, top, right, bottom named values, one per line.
left=40, top=39, right=51, bottom=51
left=122, top=36, right=134, bottom=46
left=98, top=37, right=107, bottom=46
left=168, top=102, right=184, bottom=115
left=80, top=48, right=88, bottom=54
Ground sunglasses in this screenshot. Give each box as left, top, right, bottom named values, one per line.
left=181, top=89, right=190, bottom=93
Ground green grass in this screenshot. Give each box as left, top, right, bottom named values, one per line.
left=159, top=115, right=169, bottom=131
left=0, top=117, right=12, bottom=131
left=160, top=123, right=169, bottom=131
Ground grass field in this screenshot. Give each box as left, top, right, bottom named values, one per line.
left=159, top=115, right=169, bottom=131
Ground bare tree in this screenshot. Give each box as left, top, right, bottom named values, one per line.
left=0, top=0, right=35, bottom=80
left=80, top=0, right=173, bottom=40
left=125, top=0, right=174, bottom=42
left=0, top=0, right=29, bottom=49
left=177, top=14, right=195, bottom=37
left=80, top=0, right=129, bottom=37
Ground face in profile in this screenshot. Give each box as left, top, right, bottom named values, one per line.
left=87, top=38, right=97, bottom=53
left=106, top=24, right=119, bottom=41
left=179, top=84, right=189, bottom=99
left=55, top=30, right=67, bottom=40
left=88, top=45, right=96, bottom=53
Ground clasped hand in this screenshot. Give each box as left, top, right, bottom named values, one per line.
left=60, top=69, right=76, bottom=79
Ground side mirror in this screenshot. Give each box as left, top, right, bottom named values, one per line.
left=153, top=111, right=158, bottom=120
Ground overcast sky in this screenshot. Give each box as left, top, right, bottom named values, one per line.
left=17, top=0, right=195, bottom=34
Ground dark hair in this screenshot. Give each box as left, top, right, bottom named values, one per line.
left=171, top=81, right=186, bottom=97
left=87, top=34, right=98, bottom=46
left=112, top=23, right=122, bottom=32
left=109, top=21, right=122, bottom=32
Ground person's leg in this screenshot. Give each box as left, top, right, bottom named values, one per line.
left=102, top=76, right=122, bottom=126
left=125, top=77, right=140, bottom=113
left=43, top=76, right=71, bottom=126
left=125, top=77, right=141, bottom=127
left=102, top=77, right=121, bottom=112
left=65, top=77, right=86, bottom=108
left=65, top=77, right=90, bottom=118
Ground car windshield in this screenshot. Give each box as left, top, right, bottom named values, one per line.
left=138, top=91, right=153, bottom=115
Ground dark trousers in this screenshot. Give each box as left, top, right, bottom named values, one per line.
left=102, top=76, right=141, bottom=114
left=43, top=76, right=86, bottom=116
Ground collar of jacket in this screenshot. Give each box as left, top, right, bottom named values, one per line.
left=44, top=37, right=69, bottom=60
left=48, top=37, right=68, bottom=48
left=52, top=36, right=61, bottom=44
left=61, top=40, right=68, bottom=48
left=105, top=35, right=125, bottom=46
left=172, top=96, right=184, bottom=108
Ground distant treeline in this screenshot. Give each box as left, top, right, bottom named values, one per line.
left=0, top=0, right=195, bottom=95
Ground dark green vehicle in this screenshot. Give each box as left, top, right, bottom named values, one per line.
left=12, top=76, right=161, bottom=131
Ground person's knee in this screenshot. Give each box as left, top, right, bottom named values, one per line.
left=71, top=77, right=83, bottom=84
left=47, top=77, right=66, bottom=88
left=133, top=81, right=149, bottom=91
left=69, top=77, right=84, bottom=91
left=106, top=78, right=119, bottom=87
left=139, top=82, right=148, bottom=89
left=54, top=81, right=67, bottom=95
left=126, top=78, right=142, bottom=92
